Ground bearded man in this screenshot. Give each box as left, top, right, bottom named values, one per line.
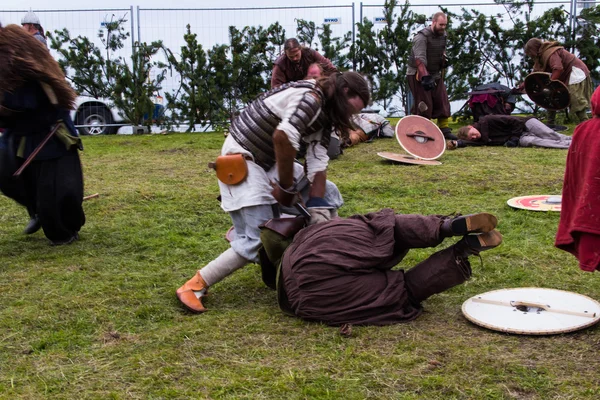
left=407, top=12, right=455, bottom=140
left=271, top=38, right=338, bottom=88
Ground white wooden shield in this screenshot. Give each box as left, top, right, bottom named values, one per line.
left=462, top=288, right=600, bottom=335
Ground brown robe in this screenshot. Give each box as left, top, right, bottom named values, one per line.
left=270, top=48, right=337, bottom=88
left=279, top=209, right=471, bottom=326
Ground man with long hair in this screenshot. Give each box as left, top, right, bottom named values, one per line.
left=177, top=72, right=370, bottom=313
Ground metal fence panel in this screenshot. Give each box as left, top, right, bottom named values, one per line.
left=137, top=5, right=355, bottom=97
left=0, top=8, right=136, bottom=134
left=1, top=1, right=596, bottom=128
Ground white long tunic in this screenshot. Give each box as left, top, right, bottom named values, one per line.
left=219, top=84, right=330, bottom=212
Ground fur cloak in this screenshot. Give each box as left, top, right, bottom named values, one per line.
left=0, top=24, right=76, bottom=109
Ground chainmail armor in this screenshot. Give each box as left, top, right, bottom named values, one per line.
left=229, top=81, right=330, bottom=170
left=408, top=28, right=447, bottom=77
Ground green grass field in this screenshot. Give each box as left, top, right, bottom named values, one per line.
left=1, top=125, right=599, bottom=399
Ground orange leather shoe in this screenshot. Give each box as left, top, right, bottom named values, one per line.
left=176, top=272, right=208, bottom=313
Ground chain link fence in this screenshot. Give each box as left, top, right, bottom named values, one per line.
left=1, top=1, right=596, bottom=132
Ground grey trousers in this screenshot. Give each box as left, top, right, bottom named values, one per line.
left=519, top=118, right=572, bottom=149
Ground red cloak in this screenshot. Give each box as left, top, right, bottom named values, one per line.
left=555, top=86, right=600, bottom=272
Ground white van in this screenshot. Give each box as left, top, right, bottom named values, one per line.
left=71, top=94, right=164, bottom=135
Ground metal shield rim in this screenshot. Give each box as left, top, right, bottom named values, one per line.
left=395, top=115, right=445, bottom=160
left=462, top=287, right=600, bottom=335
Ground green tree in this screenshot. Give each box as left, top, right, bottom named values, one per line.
left=47, top=14, right=130, bottom=99
left=295, top=19, right=318, bottom=48
left=49, top=14, right=167, bottom=130
left=317, top=23, right=352, bottom=71
left=206, top=44, right=235, bottom=128
left=228, top=24, right=283, bottom=108
left=575, top=5, right=600, bottom=81
left=109, top=40, right=167, bottom=129
left=351, top=0, right=424, bottom=114
left=445, top=1, right=570, bottom=115
left=164, top=25, right=212, bottom=132
left=294, top=19, right=352, bottom=71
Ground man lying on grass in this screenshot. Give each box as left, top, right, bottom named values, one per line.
left=259, top=210, right=502, bottom=326
left=447, top=115, right=572, bottom=150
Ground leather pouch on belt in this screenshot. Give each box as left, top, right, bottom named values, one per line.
left=208, top=154, right=248, bottom=185
left=259, top=217, right=307, bottom=239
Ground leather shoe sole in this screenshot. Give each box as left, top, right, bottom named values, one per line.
left=452, top=213, right=498, bottom=235
left=464, top=230, right=503, bottom=251
left=176, top=290, right=207, bottom=313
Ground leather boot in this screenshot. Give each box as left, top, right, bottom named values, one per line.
left=176, top=271, right=208, bottom=313
left=441, top=213, right=498, bottom=237
left=454, top=230, right=503, bottom=257
left=23, top=214, right=41, bottom=235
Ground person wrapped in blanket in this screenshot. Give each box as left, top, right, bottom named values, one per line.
left=176, top=72, right=370, bottom=313
left=0, top=23, right=85, bottom=245
left=258, top=210, right=502, bottom=326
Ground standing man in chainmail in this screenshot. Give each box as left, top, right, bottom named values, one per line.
left=407, top=12, right=456, bottom=140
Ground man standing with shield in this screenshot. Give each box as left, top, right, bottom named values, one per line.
left=523, top=38, right=593, bottom=125
left=407, top=12, right=456, bottom=140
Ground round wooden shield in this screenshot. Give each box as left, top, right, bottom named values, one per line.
left=525, top=72, right=570, bottom=111
left=395, top=115, right=446, bottom=160
left=507, top=195, right=561, bottom=212
left=377, top=151, right=442, bottom=166
left=462, top=288, right=600, bottom=335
